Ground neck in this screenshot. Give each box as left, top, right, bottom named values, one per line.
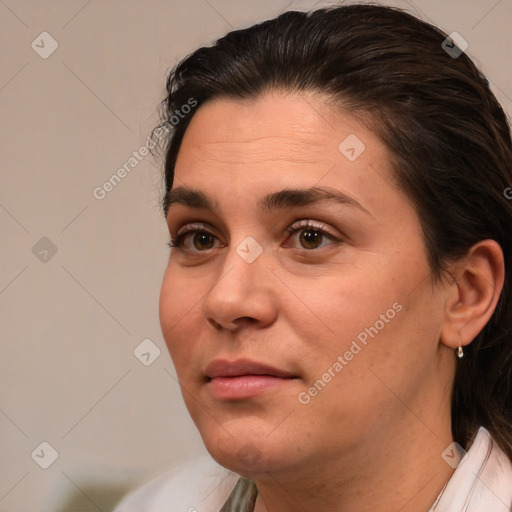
left=252, top=415, right=455, bottom=512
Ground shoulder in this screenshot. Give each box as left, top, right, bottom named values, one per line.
left=113, top=454, right=239, bottom=512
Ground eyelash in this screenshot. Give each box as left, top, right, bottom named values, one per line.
left=284, top=219, right=340, bottom=241
left=167, top=220, right=342, bottom=251
left=167, top=223, right=213, bottom=249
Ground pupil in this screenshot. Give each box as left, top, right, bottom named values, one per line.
left=301, top=229, right=321, bottom=248
left=194, top=232, right=214, bottom=249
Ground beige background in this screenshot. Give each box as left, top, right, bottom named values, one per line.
left=1, top=1, right=511, bottom=511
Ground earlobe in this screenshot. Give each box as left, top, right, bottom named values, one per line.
left=440, top=239, right=505, bottom=352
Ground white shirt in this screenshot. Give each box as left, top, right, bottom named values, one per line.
left=113, top=427, right=512, bottom=511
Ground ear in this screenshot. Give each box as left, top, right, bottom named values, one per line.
left=440, top=239, right=505, bottom=351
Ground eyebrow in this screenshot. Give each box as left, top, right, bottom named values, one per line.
left=164, top=185, right=371, bottom=216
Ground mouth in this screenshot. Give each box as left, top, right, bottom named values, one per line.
left=205, top=358, right=299, bottom=400
left=205, top=358, right=298, bottom=379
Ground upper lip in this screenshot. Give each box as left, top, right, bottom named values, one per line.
left=205, top=359, right=297, bottom=379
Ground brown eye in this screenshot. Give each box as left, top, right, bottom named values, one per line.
left=193, top=232, right=215, bottom=250
left=284, top=220, right=342, bottom=251
left=168, top=224, right=223, bottom=252
left=299, top=229, right=324, bottom=249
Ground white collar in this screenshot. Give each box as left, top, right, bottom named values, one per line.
left=429, top=427, right=512, bottom=511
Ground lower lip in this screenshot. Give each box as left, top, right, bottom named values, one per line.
left=207, top=375, right=295, bottom=400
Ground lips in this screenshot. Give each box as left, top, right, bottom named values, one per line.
left=205, top=358, right=297, bottom=380
left=204, top=359, right=298, bottom=400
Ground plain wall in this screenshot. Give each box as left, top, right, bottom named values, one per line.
left=1, top=0, right=511, bottom=511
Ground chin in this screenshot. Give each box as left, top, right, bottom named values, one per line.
left=201, top=427, right=286, bottom=476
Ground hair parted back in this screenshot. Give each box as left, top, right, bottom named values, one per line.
left=155, top=4, right=512, bottom=459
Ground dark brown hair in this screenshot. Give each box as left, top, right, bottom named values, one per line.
left=155, top=4, right=512, bottom=458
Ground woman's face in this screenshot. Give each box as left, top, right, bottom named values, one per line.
left=159, top=92, right=454, bottom=480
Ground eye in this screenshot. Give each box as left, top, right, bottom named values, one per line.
left=168, top=223, right=224, bottom=252
left=283, top=219, right=342, bottom=250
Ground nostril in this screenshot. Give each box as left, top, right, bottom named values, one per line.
left=208, top=318, right=222, bottom=329
left=206, top=316, right=258, bottom=332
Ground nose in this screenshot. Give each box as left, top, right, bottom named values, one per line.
left=203, top=242, right=278, bottom=332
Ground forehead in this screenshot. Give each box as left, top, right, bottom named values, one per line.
left=176, top=92, right=385, bottom=166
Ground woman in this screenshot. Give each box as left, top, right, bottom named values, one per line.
left=114, top=3, right=512, bottom=511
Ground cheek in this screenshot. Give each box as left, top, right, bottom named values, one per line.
left=281, top=249, right=430, bottom=392
left=286, top=272, right=401, bottom=352
left=159, top=266, right=204, bottom=360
